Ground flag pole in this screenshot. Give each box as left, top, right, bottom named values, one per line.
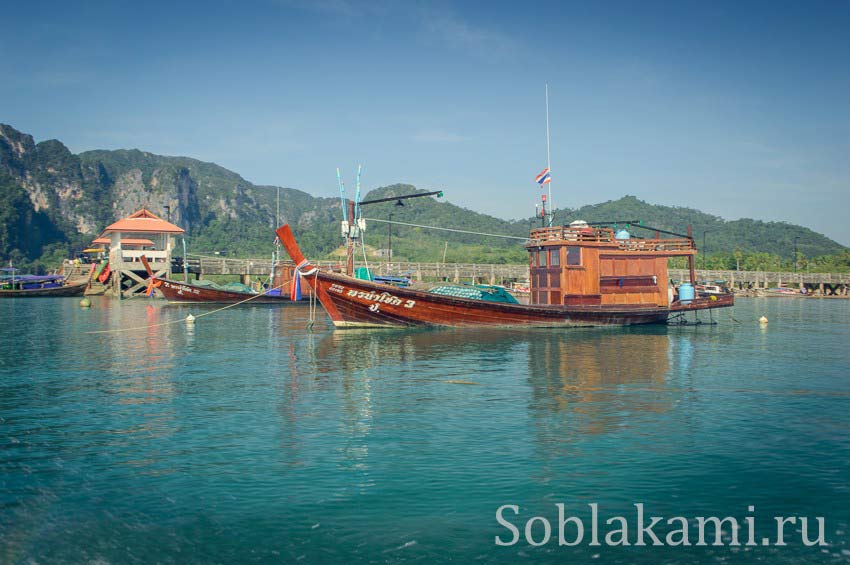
left=545, top=82, right=553, bottom=227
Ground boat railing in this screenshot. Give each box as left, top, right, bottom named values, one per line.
left=109, top=249, right=170, bottom=272
left=529, top=226, right=615, bottom=244
left=616, top=238, right=695, bottom=252
left=121, top=249, right=168, bottom=262
left=528, top=227, right=694, bottom=251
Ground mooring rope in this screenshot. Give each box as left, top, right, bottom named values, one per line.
left=362, top=218, right=530, bottom=241
left=306, top=270, right=319, bottom=330
left=359, top=229, right=371, bottom=273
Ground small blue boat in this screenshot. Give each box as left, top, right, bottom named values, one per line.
left=0, top=269, right=87, bottom=297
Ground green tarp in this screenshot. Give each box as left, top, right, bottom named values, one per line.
left=428, top=285, right=518, bottom=304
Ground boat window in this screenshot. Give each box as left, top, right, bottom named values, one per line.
left=536, top=271, right=548, bottom=288
left=539, top=249, right=547, bottom=267
left=567, top=246, right=581, bottom=266
left=549, top=249, right=560, bottom=266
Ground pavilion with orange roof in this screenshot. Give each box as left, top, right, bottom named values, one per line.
left=95, top=209, right=185, bottom=298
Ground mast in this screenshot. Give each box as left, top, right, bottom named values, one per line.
left=275, top=186, right=281, bottom=272
left=348, top=164, right=362, bottom=277
left=337, top=168, right=347, bottom=223
left=354, top=164, right=362, bottom=222
left=545, top=83, right=554, bottom=227
left=337, top=168, right=352, bottom=275
left=182, top=237, right=189, bottom=282
left=346, top=199, right=356, bottom=276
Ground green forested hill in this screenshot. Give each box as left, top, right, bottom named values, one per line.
left=550, top=196, right=850, bottom=272
left=350, top=185, right=529, bottom=263
left=356, top=191, right=848, bottom=269
left=556, top=196, right=843, bottom=260
left=0, top=123, right=847, bottom=272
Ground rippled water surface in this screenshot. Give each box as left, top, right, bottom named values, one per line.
left=1, top=297, right=849, bottom=563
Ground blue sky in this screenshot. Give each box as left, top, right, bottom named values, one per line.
left=2, top=0, right=849, bottom=245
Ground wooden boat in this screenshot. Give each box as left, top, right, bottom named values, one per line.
left=0, top=274, right=88, bottom=297
left=155, top=278, right=296, bottom=304
left=139, top=256, right=307, bottom=305
left=695, top=283, right=728, bottom=295
left=761, top=287, right=802, bottom=297
left=274, top=222, right=734, bottom=328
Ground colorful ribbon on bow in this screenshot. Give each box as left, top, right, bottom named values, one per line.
left=146, top=278, right=162, bottom=297
left=290, top=259, right=317, bottom=301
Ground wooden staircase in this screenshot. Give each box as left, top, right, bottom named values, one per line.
left=61, top=260, right=109, bottom=295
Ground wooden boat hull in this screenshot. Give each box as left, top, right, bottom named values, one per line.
left=156, top=277, right=304, bottom=304
left=275, top=225, right=734, bottom=328
left=0, top=280, right=88, bottom=297
left=302, top=269, right=731, bottom=327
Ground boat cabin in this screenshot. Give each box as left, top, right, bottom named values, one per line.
left=525, top=221, right=697, bottom=307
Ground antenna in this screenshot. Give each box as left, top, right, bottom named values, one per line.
left=337, top=168, right=347, bottom=222
left=545, top=82, right=554, bottom=227
left=354, top=164, right=362, bottom=220
left=337, top=165, right=365, bottom=277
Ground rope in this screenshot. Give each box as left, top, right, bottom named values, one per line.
left=291, top=260, right=319, bottom=330
left=306, top=270, right=318, bottom=330
left=359, top=228, right=371, bottom=273
left=85, top=281, right=289, bottom=335
left=363, top=218, right=530, bottom=241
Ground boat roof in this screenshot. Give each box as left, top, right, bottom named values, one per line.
left=99, top=208, right=184, bottom=236
left=0, top=274, right=64, bottom=282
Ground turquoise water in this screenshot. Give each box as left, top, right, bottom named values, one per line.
left=1, top=297, right=849, bottom=563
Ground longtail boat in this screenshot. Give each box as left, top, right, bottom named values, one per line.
left=0, top=273, right=88, bottom=297
left=139, top=255, right=308, bottom=305
left=155, top=279, right=294, bottom=304
left=274, top=222, right=733, bottom=328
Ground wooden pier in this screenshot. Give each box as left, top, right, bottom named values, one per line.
left=184, top=255, right=529, bottom=285
left=669, top=269, right=850, bottom=296
left=183, top=255, right=849, bottom=295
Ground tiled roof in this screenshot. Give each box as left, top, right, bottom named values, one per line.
left=118, top=238, right=156, bottom=246
left=100, top=209, right=184, bottom=235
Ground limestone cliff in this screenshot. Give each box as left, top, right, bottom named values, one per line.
left=0, top=124, right=323, bottom=262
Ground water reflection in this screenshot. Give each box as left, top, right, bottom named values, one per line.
left=528, top=329, right=674, bottom=432
left=84, top=302, right=182, bottom=475
left=3, top=297, right=850, bottom=562
left=309, top=328, right=536, bottom=496
left=315, top=327, right=691, bottom=442
left=316, top=328, right=526, bottom=374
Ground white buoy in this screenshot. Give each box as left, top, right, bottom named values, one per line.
left=79, top=297, right=91, bottom=308
left=759, top=315, right=768, bottom=325
left=186, top=314, right=196, bottom=325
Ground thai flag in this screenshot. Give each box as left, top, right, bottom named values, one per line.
left=535, top=167, right=551, bottom=186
